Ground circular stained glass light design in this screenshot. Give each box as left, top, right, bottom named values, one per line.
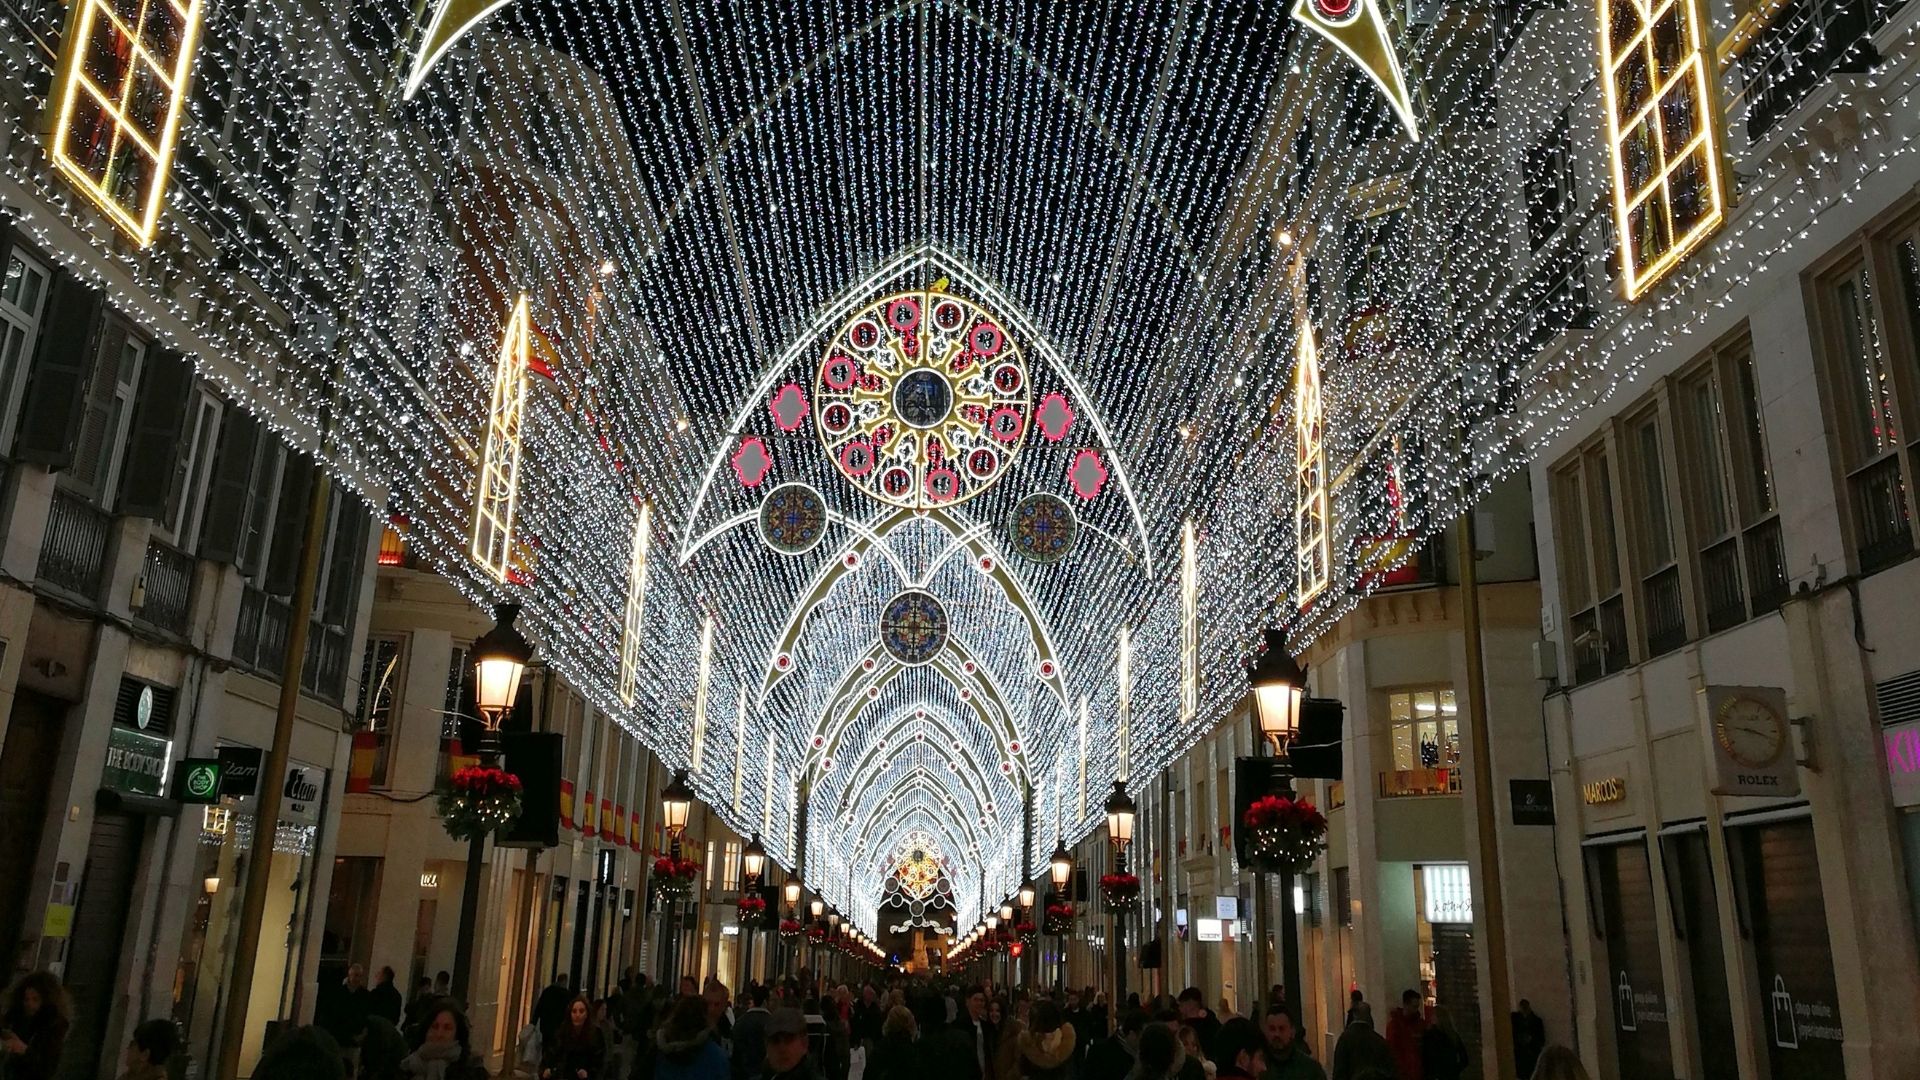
left=1008, top=492, right=1079, bottom=564
left=878, top=589, right=949, bottom=666
left=757, top=482, right=828, bottom=555
left=816, top=288, right=1031, bottom=509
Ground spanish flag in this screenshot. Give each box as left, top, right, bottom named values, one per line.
left=346, top=731, right=380, bottom=794
left=599, top=797, right=614, bottom=841
left=613, top=803, right=628, bottom=846
left=629, top=809, right=643, bottom=851
left=582, top=791, right=598, bottom=836
left=559, top=780, right=576, bottom=831
left=444, top=740, right=478, bottom=777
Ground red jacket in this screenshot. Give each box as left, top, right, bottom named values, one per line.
left=1385, top=1008, right=1428, bottom=1080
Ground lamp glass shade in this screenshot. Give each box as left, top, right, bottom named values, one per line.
left=1000, top=904, right=1015, bottom=922
left=1104, top=780, right=1136, bottom=847
left=1254, top=683, right=1306, bottom=744
left=471, top=604, right=533, bottom=720
left=1018, top=883, right=1037, bottom=908
left=742, top=834, right=766, bottom=881
left=985, top=914, right=999, bottom=930
left=828, top=911, right=840, bottom=928
left=661, top=769, right=694, bottom=836
left=810, top=899, right=825, bottom=918
left=1050, top=845, right=1072, bottom=890
left=783, top=881, right=802, bottom=905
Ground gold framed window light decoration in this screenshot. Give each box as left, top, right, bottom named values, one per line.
left=48, top=0, right=205, bottom=247
left=471, top=296, right=531, bottom=581
left=1599, top=0, right=1727, bottom=300
left=1295, top=325, right=1330, bottom=608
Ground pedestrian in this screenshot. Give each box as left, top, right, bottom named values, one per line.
left=1009, top=1001, right=1075, bottom=1080
left=865, top=1006, right=916, bottom=1080
left=1175, top=1024, right=1213, bottom=1080
left=1260, top=1009, right=1324, bottom=1080
left=545, top=996, right=611, bottom=1080
left=0, top=970, right=69, bottom=1080
left=1174, top=990, right=1220, bottom=1062
left=536, top=975, right=576, bottom=1045
left=1084, top=1007, right=1144, bottom=1079
left=1383, top=992, right=1425, bottom=1080
left=653, top=994, right=727, bottom=1080
left=1128, top=1023, right=1179, bottom=1080
left=403, top=978, right=436, bottom=1042
left=320, top=964, right=374, bottom=1062
left=1342, top=993, right=1362, bottom=1032
left=1509, top=1001, right=1545, bottom=1080
left=734, top=984, right=774, bottom=1080
left=401, top=1003, right=487, bottom=1080
left=362, top=1015, right=409, bottom=1080
left=256, top=1026, right=348, bottom=1080
left=433, top=972, right=452, bottom=998
left=114, top=1019, right=175, bottom=1080
left=371, top=966, right=405, bottom=1027
left=763, top=1009, right=823, bottom=1080
left=1416, top=1008, right=1465, bottom=1080
left=1328, top=1004, right=1391, bottom=1080
left=1524, top=1047, right=1588, bottom=1080
left=1210, top=1018, right=1266, bottom=1080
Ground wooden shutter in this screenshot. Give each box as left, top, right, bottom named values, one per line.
left=12, top=273, right=102, bottom=468
left=263, top=451, right=314, bottom=595
left=320, top=487, right=367, bottom=624
left=197, top=410, right=260, bottom=565
left=68, top=321, right=130, bottom=499
left=117, top=349, right=195, bottom=520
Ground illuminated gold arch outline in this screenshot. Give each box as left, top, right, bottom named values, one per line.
left=471, top=296, right=532, bottom=581
left=1291, top=0, right=1419, bottom=143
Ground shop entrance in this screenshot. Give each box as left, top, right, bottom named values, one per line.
left=0, top=690, right=65, bottom=973
left=60, top=805, right=146, bottom=1080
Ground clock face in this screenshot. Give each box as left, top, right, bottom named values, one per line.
left=1715, top=695, right=1785, bottom=769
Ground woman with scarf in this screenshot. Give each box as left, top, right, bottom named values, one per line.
left=400, top=1004, right=487, bottom=1080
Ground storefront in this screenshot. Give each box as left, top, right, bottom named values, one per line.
left=1583, top=834, right=1674, bottom=1080
left=1724, top=812, right=1846, bottom=1080
left=169, top=750, right=330, bottom=1077
left=1656, top=824, right=1737, bottom=1080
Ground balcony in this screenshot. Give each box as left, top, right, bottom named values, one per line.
left=1745, top=517, right=1789, bottom=615
left=1851, top=453, right=1911, bottom=573
left=1734, top=0, right=1889, bottom=142
left=1378, top=768, right=1463, bottom=799
left=38, top=488, right=111, bottom=602
left=1642, top=564, right=1687, bottom=657
left=1571, top=593, right=1630, bottom=684
left=136, top=540, right=194, bottom=637
left=1700, top=536, right=1747, bottom=634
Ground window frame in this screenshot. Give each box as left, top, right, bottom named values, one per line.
left=1552, top=435, right=1633, bottom=683
left=354, top=633, right=406, bottom=789
left=1385, top=687, right=1461, bottom=774
left=0, top=250, right=52, bottom=452
left=160, top=389, right=222, bottom=550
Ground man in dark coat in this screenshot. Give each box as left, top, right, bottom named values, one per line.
left=533, top=973, right=574, bottom=1043
left=1330, top=1004, right=1393, bottom=1080
left=1177, top=988, right=1222, bottom=1062
left=1083, top=1008, right=1146, bottom=1079
left=368, top=966, right=403, bottom=1026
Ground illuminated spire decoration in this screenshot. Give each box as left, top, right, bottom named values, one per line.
left=1291, top=0, right=1418, bottom=142
left=618, top=503, right=652, bottom=706
left=1295, top=324, right=1330, bottom=608
left=471, top=296, right=532, bottom=583
left=406, top=0, right=514, bottom=99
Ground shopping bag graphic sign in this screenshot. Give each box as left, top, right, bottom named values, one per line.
left=1616, top=971, right=1637, bottom=1032
left=1771, top=975, right=1799, bottom=1049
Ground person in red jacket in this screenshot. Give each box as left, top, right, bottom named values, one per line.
left=1383, top=990, right=1428, bottom=1080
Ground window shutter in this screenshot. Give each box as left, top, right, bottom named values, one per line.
left=13, top=273, right=102, bottom=468
left=321, top=487, right=368, bottom=624
left=197, top=408, right=259, bottom=565
left=68, top=321, right=129, bottom=499
left=263, top=451, right=315, bottom=595
left=117, top=349, right=196, bottom=520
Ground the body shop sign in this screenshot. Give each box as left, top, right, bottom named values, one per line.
left=103, top=726, right=172, bottom=797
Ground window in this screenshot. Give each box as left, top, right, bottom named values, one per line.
left=1525, top=110, right=1576, bottom=251
left=1624, top=407, right=1686, bottom=656
left=164, top=392, right=222, bottom=547
left=48, top=0, right=206, bottom=245
left=0, top=252, right=50, bottom=449
left=1389, top=689, right=1460, bottom=772
left=1598, top=0, right=1726, bottom=299
left=722, top=842, right=742, bottom=892
left=354, top=636, right=404, bottom=788
left=72, top=321, right=146, bottom=506
left=1674, top=336, right=1786, bottom=629
left=1554, top=444, right=1629, bottom=683
left=1810, top=226, right=1920, bottom=573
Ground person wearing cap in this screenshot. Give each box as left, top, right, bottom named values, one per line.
left=764, top=1009, right=823, bottom=1080
left=1212, top=1017, right=1268, bottom=1079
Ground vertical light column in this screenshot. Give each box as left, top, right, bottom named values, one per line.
left=1117, top=625, right=1132, bottom=781
left=1295, top=326, right=1330, bottom=607
left=1181, top=518, right=1199, bottom=731
left=732, top=686, right=749, bottom=808
left=1077, top=698, right=1090, bottom=819
left=762, top=740, right=778, bottom=836
left=691, top=614, right=715, bottom=769
left=618, top=502, right=652, bottom=705
left=472, top=296, right=532, bottom=582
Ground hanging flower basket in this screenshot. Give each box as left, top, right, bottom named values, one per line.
left=778, top=918, right=803, bottom=940
left=1016, top=921, right=1038, bottom=945
left=651, top=854, right=701, bottom=897
left=1099, top=872, right=1140, bottom=911
left=1043, top=902, right=1076, bottom=936
left=1242, top=794, right=1329, bottom=874
left=737, top=894, right=769, bottom=927
left=806, top=925, right=828, bottom=943
left=436, top=766, right=523, bottom=842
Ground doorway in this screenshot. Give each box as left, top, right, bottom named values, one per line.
left=0, top=690, right=65, bottom=973
left=60, top=805, right=147, bottom=1080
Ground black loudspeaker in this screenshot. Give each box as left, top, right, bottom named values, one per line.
left=1288, top=698, right=1346, bottom=780
left=1137, top=937, right=1163, bottom=969
left=498, top=730, right=563, bottom=849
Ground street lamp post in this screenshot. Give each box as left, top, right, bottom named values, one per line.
left=1050, top=841, right=1073, bottom=989
left=1018, top=882, right=1036, bottom=987
left=660, top=769, right=694, bottom=986
left=1105, top=780, right=1136, bottom=1005
left=741, top=833, right=766, bottom=986
left=783, top=879, right=802, bottom=976
left=450, top=603, right=533, bottom=1005
left=1249, top=628, right=1306, bottom=1020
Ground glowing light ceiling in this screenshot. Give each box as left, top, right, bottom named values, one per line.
left=18, top=0, right=1891, bottom=932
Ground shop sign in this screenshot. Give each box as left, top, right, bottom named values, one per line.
left=420, top=871, right=440, bottom=889
left=281, top=765, right=322, bottom=824
left=217, top=745, right=263, bottom=797
left=1215, top=896, right=1238, bottom=921
left=1509, top=779, right=1555, bottom=825
left=1703, top=686, right=1800, bottom=798
left=1421, top=864, right=1472, bottom=924
left=103, top=726, right=172, bottom=797
left=173, top=758, right=223, bottom=804
left=1195, top=918, right=1223, bottom=942
left=1582, top=776, right=1627, bottom=805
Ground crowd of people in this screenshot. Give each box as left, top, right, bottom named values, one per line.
left=0, top=964, right=1587, bottom=1080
